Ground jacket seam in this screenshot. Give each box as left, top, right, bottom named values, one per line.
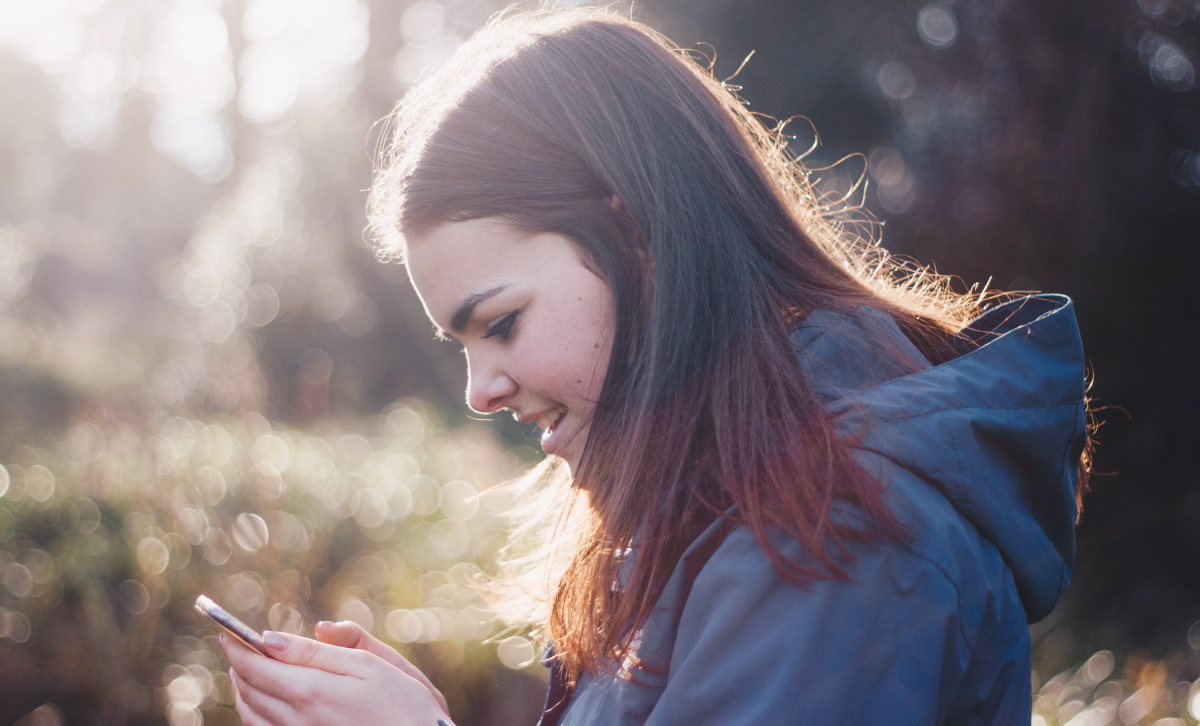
left=837, top=507, right=973, bottom=648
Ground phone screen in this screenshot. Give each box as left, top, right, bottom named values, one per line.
left=195, top=594, right=273, bottom=658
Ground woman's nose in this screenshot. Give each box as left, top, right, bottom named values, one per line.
left=466, top=355, right=517, bottom=414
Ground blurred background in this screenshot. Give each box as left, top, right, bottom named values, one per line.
left=0, top=0, right=1196, bottom=724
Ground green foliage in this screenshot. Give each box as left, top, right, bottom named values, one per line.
left=0, top=404, right=546, bottom=725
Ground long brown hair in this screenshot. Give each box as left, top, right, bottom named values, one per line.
left=369, top=8, right=992, bottom=684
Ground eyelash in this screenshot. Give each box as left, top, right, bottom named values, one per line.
left=482, top=310, right=520, bottom=341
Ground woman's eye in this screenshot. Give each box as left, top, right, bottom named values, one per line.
left=482, top=310, right=519, bottom=341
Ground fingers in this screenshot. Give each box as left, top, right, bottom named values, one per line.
left=224, top=631, right=453, bottom=726
left=314, top=620, right=449, bottom=713
left=230, top=666, right=288, bottom=726
left=257, top=629, right=374, bottom=677
left=221, top=631, right=271, bottom=675
left=220, top=630, right=356, bottom=708
left=230, top=668, right=250, bottom=722
left=230, top=668, right=256, bottom=723
left=315, top=620, right=408, bottom=666
left=225, top=636, right=356, bottom=723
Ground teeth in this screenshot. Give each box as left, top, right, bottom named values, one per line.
left=538, top=411, right=563, bottom=435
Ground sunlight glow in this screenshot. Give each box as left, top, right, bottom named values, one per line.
left=238, top=0, right=369, bottom=121
left=401, top=1, right=446, bottom=44
left=0, top=0, right=369, bottom=179
left=391, top=1, right=460, bottom=86
left=146, top=0, right=235, bottom=180
left=0, top=0, right=91, bottom=72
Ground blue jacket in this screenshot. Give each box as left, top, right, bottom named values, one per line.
left=545, top=295, right=1087, bottom=726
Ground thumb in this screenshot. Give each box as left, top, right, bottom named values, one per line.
left=261, top=630, right=372, bottom=676
left=315, top=620, right=448, bottom=713
left=313, top=619, right=369, bottom=648
left=315, top=620, right=417, bottom=672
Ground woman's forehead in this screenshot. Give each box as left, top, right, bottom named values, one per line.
left=406, top=219, right=523, bottom=285
left=405, top=220, right=510, bottom=316
left=405, top=218, right=595, bottom=326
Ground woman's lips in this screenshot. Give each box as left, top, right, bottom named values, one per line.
left=540, top=411, right=567, bottom=455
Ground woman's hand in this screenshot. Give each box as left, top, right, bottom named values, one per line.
left=220, top=620, right=452, bottom=726
left=311, top=620, right=449, bottom=714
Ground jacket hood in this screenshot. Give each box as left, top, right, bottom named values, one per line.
left=793, top=295, right=1087, bottom=622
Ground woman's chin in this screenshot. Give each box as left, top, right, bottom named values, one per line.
left=542, top=422, right=589, bottom=478
left=545, top=443, right=579, bottom=477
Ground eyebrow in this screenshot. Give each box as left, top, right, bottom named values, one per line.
left=448, top=285, right=508, bottom=335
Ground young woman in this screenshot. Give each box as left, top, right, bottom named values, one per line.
left=219, top=8, right=1090, bottom=725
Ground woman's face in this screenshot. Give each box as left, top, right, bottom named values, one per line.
left=405, top=217, right=615, bottom=474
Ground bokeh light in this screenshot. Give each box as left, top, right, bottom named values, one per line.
left=497, top=635, right=536, bottom=669
left=916, top=4, right=957, bottom=50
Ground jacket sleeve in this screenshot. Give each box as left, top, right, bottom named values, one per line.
left=643, top=524, right=970, bottom=726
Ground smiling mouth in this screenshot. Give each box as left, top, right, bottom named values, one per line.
left=535, top=410, right=567, bottom=455
left=539, top=411, right=566, bottom=439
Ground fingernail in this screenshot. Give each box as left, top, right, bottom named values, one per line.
left=219, top=633, right=225, bottom=646
left=316, top=620, right=333, bottom=629
left=263, top=631, right=286, bottom=651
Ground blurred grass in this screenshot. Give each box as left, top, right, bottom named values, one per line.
left=0, top=403, right=548, bottom=725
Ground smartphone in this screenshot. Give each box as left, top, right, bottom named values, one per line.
left=195, top=594, right=274, bottom=658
